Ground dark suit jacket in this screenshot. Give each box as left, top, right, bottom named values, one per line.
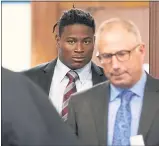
left=67, top=74, right=159, bottom=146
left=2, top=68, right=80, bottom=146
left=22, top=59, right=107, bottom=95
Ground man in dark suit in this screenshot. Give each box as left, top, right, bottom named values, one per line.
left=67, top=18, right=159, bottom=146
left=22, top=8, right=106, bottom=118
left=2, top=67, right=80, bottom=146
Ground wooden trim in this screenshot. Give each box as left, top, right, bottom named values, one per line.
left=149, top=2, right=159, bottom=78
left=59, top=2, right=149, bottom=9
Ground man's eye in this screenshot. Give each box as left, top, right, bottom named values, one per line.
left=84, top=40, right=91, bottom=45
left=103, top=54, right=112, bottom=59
left=117, top=51, right=128, bottom=56
left=67, top=40, right=75, bottom=44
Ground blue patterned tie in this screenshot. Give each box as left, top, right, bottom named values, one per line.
left=112, top=90, right=134, bottom=146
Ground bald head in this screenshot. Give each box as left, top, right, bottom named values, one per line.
left=95, top=18, right=142, bottom=48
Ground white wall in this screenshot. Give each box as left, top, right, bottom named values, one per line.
left=143, top=63, right=149, bottom=73
left=2, top=2, right=31, bottom=72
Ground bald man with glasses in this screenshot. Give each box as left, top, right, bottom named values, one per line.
left=67, top=18, right=159, bottom=146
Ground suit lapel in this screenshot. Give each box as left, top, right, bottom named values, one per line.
left=91, top=62, right=106, bottom=85
left=89, top=81, right=110, bottom=145
left=42, top=59, right=57, bottom=95
left=138, top=74, right=159, bottom=141
left=41, top=61, right=105, bottom=94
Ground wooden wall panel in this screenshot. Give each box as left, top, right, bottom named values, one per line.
left=149, top=2, right=159, bottom=78
left=31, top=2, right=59, bottom=66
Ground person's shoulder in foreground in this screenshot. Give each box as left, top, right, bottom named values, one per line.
left=2, top=67, right=80, bottom=146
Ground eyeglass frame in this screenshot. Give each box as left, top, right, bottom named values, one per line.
left=97, top=44, right=141, bottom=64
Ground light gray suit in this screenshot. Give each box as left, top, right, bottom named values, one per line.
left=67, top=74, right=159, bottom=146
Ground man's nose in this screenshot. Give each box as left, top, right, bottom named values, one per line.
left=111, top=55, right=120, bottom=70
left=74, top=42, right=84, bottom=53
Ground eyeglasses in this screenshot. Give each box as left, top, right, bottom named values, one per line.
left=97, top=44, right=141, bottom=64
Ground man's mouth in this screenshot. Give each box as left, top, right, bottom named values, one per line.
left=112, top=73, right=125, bottom=76
left=72, top=56, right=85, bottom=61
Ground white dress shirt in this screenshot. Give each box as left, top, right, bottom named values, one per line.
left=49, top=58, right=93, bottom=113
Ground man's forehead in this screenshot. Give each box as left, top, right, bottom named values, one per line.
left=62, top=24, right=94, bottom=33
left=97, top=31, right=137, bottom=46
left=97, top=39, right=137, bottom=54
left=65, top=36, right=93, bottom=39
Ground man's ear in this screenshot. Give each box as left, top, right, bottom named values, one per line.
left=138, top=43, right=146, bottom=63
left=139, top=43, right=145, bottom=55
left=93, top=35, right=96, bottom=43
left=56, top=35, right=60, bottom=48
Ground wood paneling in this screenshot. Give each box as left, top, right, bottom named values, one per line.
left=31, top=2, right=59, bottom=66
left=59, top=2, right=149, bottom=9
left=149, top=2, right=159, bottom=78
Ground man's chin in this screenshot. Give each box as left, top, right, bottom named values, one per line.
left=70, top=63, right=85, bottom=70
left=111, top=79, right=133, bottom=88
left=111, top=78, right=127, bottom=87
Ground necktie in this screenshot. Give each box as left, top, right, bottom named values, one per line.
left=61, top=70, right=78, bottom=121
left=112, top=90, right=134, bottom=146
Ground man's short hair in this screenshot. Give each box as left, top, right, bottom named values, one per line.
left=58, top=8, right=95, bottom=36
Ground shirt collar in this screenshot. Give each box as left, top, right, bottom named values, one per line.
left=56, top=58, right=92, bottom=83
left=75, top=61, right=92, bottom=82
left=130, top=70, right=147, bottom=97
left=56, top=58, right=70, bottom=82
left=110, top=84, right=123, bottom=102
left=110, top=70, right=147, bottom=101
